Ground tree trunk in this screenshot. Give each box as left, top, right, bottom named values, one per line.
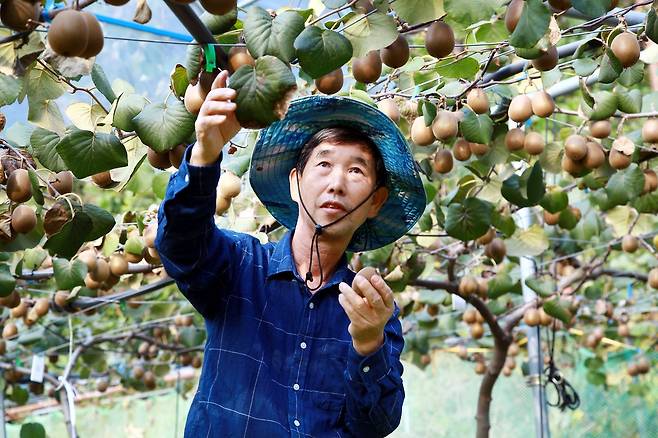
left=475, top=335, right=510, bottom=438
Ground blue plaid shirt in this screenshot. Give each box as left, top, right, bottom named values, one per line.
left=154, top=146, right=405, bottom=437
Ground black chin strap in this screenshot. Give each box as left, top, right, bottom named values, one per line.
left=295, top=170, right=380, bottom=292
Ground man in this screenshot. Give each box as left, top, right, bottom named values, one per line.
left=155, top=70, right=426, bottom=437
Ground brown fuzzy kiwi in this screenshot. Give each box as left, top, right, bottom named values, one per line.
left=476, top=228, right=495, bottom=245
left=380, top=35, right=409, bottom=69
left=352, top=51, right=382, bottom=84
left=590, top=120, right=611, bottom=139
left=543, top=210, right=560, bottom=225
left=531, top=46, right=559, bottom=72
left=508, top=95, right=533, bottom=122
left=583, top=142, right=605, bottom=169
left=565, top=134, right=588, bottom=161
left=425, top=21, right=455, bottom=59
left=469, top=142, right=490, bottom=156
left=641, top=118, right=658, bottom=144
left=530, top=91, right=555, bottom=118
left=452, top=138, right=472, bottom=161
left=377, top=99, right=400, bottom=122
left=92, top=171, right=115, bottom=188
left=198, top=69, right=219, bottom=97
left=6, top=168, right=32, bottom=203
left=648, top=267, right=658, bottom=289
left=523, top=308, right=540, bottom=326
left=411, top=117, right=435, bottom=146
left=200, top=0, right=237, bottom=15
left=168, top=144, right=187, bottom=169
left=505, top=0, right=524, bottom=32
left=505, top=128, right=525, bottom=151
left=431, top=111, right=458, bottom=140
left=79, top=11, right=104, bottom=58
left=524, top=131, right=545, bottom=155
left=458, top=276, right=479, bottom=295
left=561, top=154, right=585, bottom=175
left=48, top=10, right=89, bottom=57
left=485, top=238, right=506, bottom=263
left=315, top=69, right=343, bottom=95
left=0, top=0, right=40, bottom=32
left=227, top=46, right=255, bottom=74
left=109, top=253, right=129, bottom=276
left=466, top=88, right=489, bottom=114
left=184, top=83, right=205, bottom=114
left=48, top=170, right=73, bottom=196
left=147, top=147, right=171, bottom=170
left=470, top=322, right=484, bottom=339
left=610, top=32, right=640, bottom=68
left=548, top=0, right=571, bottom=11
left=621, top=235, right=639, bottom=253
left=644, top=169, right=658, bottom=192
left=608, top=148, right=632, bottom=170
left=433, top=149, right=453, bottom=174
left=11, top=204, right=37, bottom=234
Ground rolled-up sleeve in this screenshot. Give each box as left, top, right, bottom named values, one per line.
left=343, top=305, right=405, bottom=437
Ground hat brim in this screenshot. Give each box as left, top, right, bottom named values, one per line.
left=249, top=95, right=426, bottom=252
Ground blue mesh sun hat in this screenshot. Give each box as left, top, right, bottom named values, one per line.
left=249, top=95, right=426, bottom=252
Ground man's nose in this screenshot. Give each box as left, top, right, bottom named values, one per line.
left=327, top=168, right=347, bottom=194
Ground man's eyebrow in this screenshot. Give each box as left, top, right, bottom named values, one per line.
left=314, top=148, right=370, bottom=168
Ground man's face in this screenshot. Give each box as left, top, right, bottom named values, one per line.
left=289, top=141, right=389, bottom=240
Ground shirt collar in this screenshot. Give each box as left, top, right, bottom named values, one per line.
left=267, top=228, right=353, bottom=287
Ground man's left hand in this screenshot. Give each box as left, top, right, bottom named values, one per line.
left=338, top=275, right=394, bottom=356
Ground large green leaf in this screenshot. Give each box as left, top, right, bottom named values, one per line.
left=26, top=67, right=65, bottom=102
left=43, top=212, right=93, bottom=258
left=170, top=64, right=189, bottom=99
left=435, top=57, right=479, bottom=79
left=524, top=277, right=554, bottom=298
left=572, top=0, right=614, bottom=18
left=132, top=100, right=196, bottom=153
left=647, top=7, right=658, bottom=44
left=91, top=63, right=117, bottom=104
left=391, top=0, right=444, bottom=26
left=543, top=299, right=572, bottom=324
left=509, top=0, right=550, bottom=49
left=30, top=127, right=67, bottom=172
left=244, top=7, right=306, bottom=62
left=343, top=12, right=398, bottom=58
left=112, top=93, right=148, bottom=132
left=443, top=0, right=496, bottom=38
left=20, top=422, right=46, bottom=438
left=598, top=49, right=622, bottom=84
left=505, top=224, right=548, bottom=257
left=82, top=204, right=116, bottom=241
left=618, top=62, right=644, bottom=88
left=460, top=109, right=493, bottom=144
left=605, top=164, right=644, bottom=207
left=488, top=273, right=520, bottom=299
left=294, top=26, right=352, bottom=78
left=185, top=44, right=202, bottom=83
left=0, top=263, right=16, bottom=297
left=52, top=257, right=87, bottom=290
left=56, top=128, right=128, bottom=179
left=0, top=72, right=21, bottom=106
left=27, top=100, right=65, bottom=133
left=616, top=88, right=641, bottom=114
left=444, top=198, right=494, bottom=241
left=229, top=55, right=297, bottom=129
left=501, top=162, right=545, bottom=208
left=201, top=8, right=238, bottom=34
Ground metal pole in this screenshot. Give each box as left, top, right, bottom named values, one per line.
left=0, top=375, right=6, bottom=438
left=518, top=207, right=551, bottom=438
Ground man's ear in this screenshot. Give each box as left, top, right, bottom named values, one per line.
left=367, top=186, right=389, bottom=219
left=288, top=167, right=300, bottom=203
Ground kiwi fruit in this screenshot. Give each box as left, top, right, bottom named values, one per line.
left=523, top=308, right=540, bottom=326
left=476, top=278, right=488, bottom=298
left=474, top=361, right=486, bottom=375
left=538, top=308, right=552, bottom=326
left=564, top=134, right=587, bottom=160
left=218, top=171, right=241, bottom=198
left=200, top=0, right=237, bottom=15
left=469, top=142, right=490, bottom=156
left=227, top=46, right=255, bottom=74
left=352, top=51, right=382, bottom=84
left=411, top=116, right=435, bottom=146
left=508, top=95, right=533, bottom=122
left=524, top=131, right=545, bottom=155
left=531, top=91, right=555, bottom=118
left=583, top=141, right=605, bottom=169
left=470, top=322, right=484, bottom=339
left=48, top=170, right=73, bottom=196
left=0, top=290, right=20, bottom=308
left=644, top=169, right=658, bottom=192
left=544, top=210, right=560, bottom=225
left=84, top=273, right=101, bottom=289
left=648, top=267, right=658, bottom=289
left=92, top=171, right=115, bottom=188
left=143, top=371, right=156, bottom=390
left=561, top=154, right=584, bottom=175
left=617, top=323, right=629, bottom=337
left=636, top=357, right=650, bottom=374
left=431, top=110, right=458, bottom=140
left=477, top=228, right=495, bottom=245
left=433, top=149, right=453, bottom=174
left=377, top=98, right=400, bottom=122
left=48, top=10, right=89, bottom=57
left=548, top=0, right=571, bottom=10
left=6, top=168, right=32, bottom=203
left=462, top=308, right=477, bottom=324
left=381, top=35, right=409, bottom=69
left=78, top=250, right=97, bottom=272
left=147, top=147, right=171, bottom=170
left=10, top=300, right=28, bottom=318
left=590, top=120, right=611, bottom=139
left=91, top=258, right=111, bottom=282
left=184, top=83, right=205, bottom=114
left=2, top=322, right=17, bottom=340
left=505, top=0, right=524, bottom=32
left=54, top=291, right=69, bottom=308
left=458, top=276, right=479, bottom=295
left=505, top=128, right=525, bottom=151
left=621, top=235, right=639, bottom=253
left=531, top=46, right=558, bottom=71
left=215, top=194, right=231, bottom=215
left=425, top=21, right=455, bottom=59
left=144, top=223, right=157, bottom=248
left=485, top=238, right=506, bottom=263
left=452, top=138, right=472, bottom=161
left=0, top=112, right=5, bottom=132
left=315, top=69, right=343, bottom=95
left=466, top=88, right=489, bottom=114
left=34, top=297, right=49, bottom=317
left=0, top=0, right=40, bottom=32
left=642, top=118, right=658, bottom=143
left=168, top=144, right=187, bottom=169
left=79, top=11, right=104, bottom=58
left=109, top=253, right=129, bottom=276
left=608, top=148, right=632, bottom=170
left=11, top=204, right=36, bottom=234
left=610, top=32, right=640, bottom=68
left=105, top=0, right=130, bottom=4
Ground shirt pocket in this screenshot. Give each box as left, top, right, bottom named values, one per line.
left=310, top=341, right=349, bottom=411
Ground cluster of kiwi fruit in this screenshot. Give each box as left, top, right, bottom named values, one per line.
left=627, top=356, right=651, bottom=376
left=170, top=0, right=237, bottom=15
left=559, top=133, right=607, bottom=176
left=461, top=305, right=486, bottom=340
left=522, top=307, right=554, bottom=327
left=477, top=229, right=507, bottom=264
left=1, top=296, right=51, bottom=341
left=47, top=9, right=104, bottom=58
left=146, top=143, right=187, bottom=171
left=215, top=170, right=241, bottom=215
left=0, top=0, right=40, bottom=32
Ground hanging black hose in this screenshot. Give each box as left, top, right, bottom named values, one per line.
left=543, top=323, right=580, bottom=411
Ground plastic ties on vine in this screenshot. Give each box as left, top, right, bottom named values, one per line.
left=204, top=43, right=217, bottom=73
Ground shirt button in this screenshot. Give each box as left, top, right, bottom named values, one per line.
left=309, top=302, right=314, bottom=309
left=300, top=342, right=307, bottom=349
left=362, top=366, right=370, bottom=373
left=293, top=419, right=301, bottom=427
left=184, top=174, right=189, bottom=183
left=293, top=383, right=300, bottom=391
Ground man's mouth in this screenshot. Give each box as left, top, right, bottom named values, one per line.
left=320, top=201, right=346, bottom=212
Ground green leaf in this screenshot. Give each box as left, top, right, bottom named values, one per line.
left=585, top=357, right=604, bottom=370
left=443, top=0, right=495, bottom=38
left=20, top=422, right=46, bottom=438
left=244, top=7, right=306, bottom=62
left=444, top=198, right=494, bottom=241
left=391, top=0, right=444, bottom=25
left=112, top=93, right=149, bottom=132
left=509, top=0, right=550, bottom=49
left=460, top=109, right=493, bottom=144
left=543, top=299, right=572, bottom=324
left=8, top=386, right=29, bottom=406
left=505, top=224, right=549, bottom=257
left=582, top=91, right=618, bottom=121
left=0, top=263, right=16, bottom=297
left=616, top=87, right=642, bottom=114
left=293, top=26, right=353, bottom=78
left=647, top=7, right=658, bottom=45
left=27, top=169, right=44, bottom=206
left=0, top=72, right=22, bottom=106
left=488, top=273, right=518, bottom=299
left=618, top=62, right=644, bottom=87
left=29, top=127, right=67, bottom=172
left=56, top=128, right=128, bottom=179
left=524, top=277, right=554, bottom=298
left=26, top=67, right=65, bottom=102
left=91, top=63, right=117, bottom=104
left=492, top=210, right=516, bottom=237
left=200, top=8, right=238, bottom=34
left=586, top=370, right=606, bottom=386
left=343, top=12, right=398, bottom=58
left=170, top=64, right=189, bottom=99
left=43, top=213, right=93, bottom=258
left=421, top=100, right=436, bottom=127
left=229, top=55, right=297, bottom=129
left=81, top=204, right=115, bottom=241
left=124, top=236, right=144, bottom=256
left=501, top=162, right=545, bottom=208
left=539, top=188, right=568, bottom=213
left=185, top=44, right=202, bottom=83
left=27, top=100, right=65, bottom=133
left=572, top=0, right=614, bottom=18
left=152, top=171, right=170, bottom=200
left=605, top=164, right=644, bottom=207
left=573, top=58, right=598, bottom=77
left=132, top=100, right=196, bottom=153
left=52, top=257, right=87, bottom=290
left=598, top=49, right=623, bottom=84
left=22, top=247, right=47, bottom=270
left=178, top=326, right=206, bottom=348
left=435, top=57, right=479, bottom=79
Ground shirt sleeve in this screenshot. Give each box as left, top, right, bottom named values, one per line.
left=342, top=304, right=405, bottom=437
left=154, top=144, right=244, bottom=319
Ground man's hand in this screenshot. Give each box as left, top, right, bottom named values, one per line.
left=190, top=70, right=242, bottom=166
left=338, top=275, right=394, bottom=356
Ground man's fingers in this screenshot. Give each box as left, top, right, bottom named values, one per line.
left=210, top=69, right=229, bottom=91
left=200, top=101, right=237, bottom=116
left=371, top=275, right=395, bottom=309
left=338, top=292, right=367, bottom=325
left=355, top=276, right=386, bottom=311
left=204, top=87, right=237, bottom=102
left=339, top=282, right=367, bottom=308
left=195, top=114, right=228, bottom=128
